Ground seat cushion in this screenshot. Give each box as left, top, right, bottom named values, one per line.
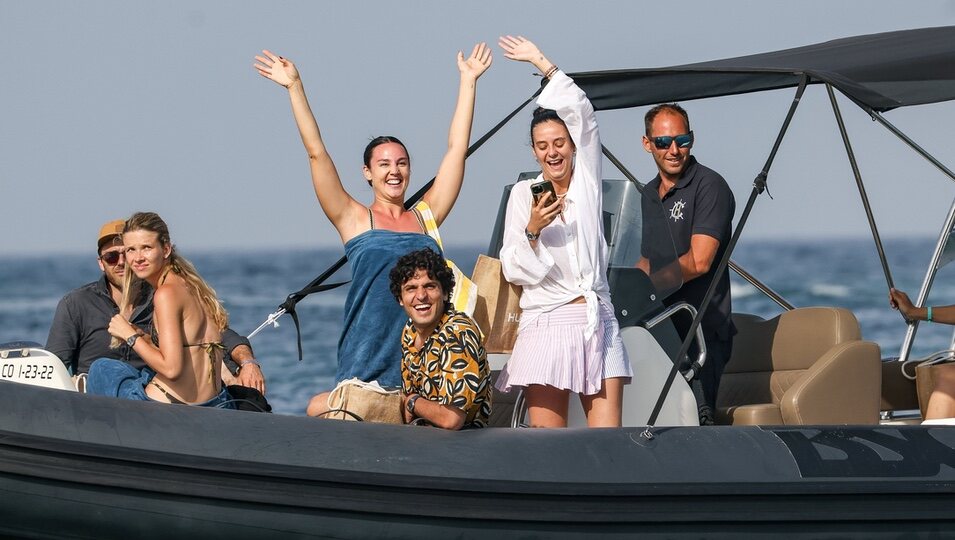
left=717, top=403, right=784, bottom=425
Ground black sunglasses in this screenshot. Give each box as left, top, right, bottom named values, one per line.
left=99, top=250, right=123, bottom=265
left=651, top=131, right=694, bottom=150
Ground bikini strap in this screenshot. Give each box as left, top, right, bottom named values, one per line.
left=185, top=342, right=225, bottom=384
left=411, top=207, right=427, bottom=234
left=367, top=207, right=375, bottom=230
left=149, top=379, right=187, bottom=405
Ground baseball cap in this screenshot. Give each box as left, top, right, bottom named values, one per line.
left=97, top=219, right=126, bottom=251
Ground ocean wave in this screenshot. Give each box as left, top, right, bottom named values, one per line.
left=0, top=298, right=60, bottom=313
left=809, top=283, right=851, bottom=298
left=730, top=282, right=758, bottom=299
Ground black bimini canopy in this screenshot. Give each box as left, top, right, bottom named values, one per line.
left=570, top=25, right=955, bottom=113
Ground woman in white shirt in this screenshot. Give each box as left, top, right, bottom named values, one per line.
left=495, top=36, right=631, bottom=428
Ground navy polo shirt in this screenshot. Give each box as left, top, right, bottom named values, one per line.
left=644, top=156, right=736, bottom=340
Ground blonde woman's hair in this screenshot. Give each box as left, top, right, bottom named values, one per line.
left=109, top=212, right=229, bottom=348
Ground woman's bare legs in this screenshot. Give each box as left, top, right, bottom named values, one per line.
left=580, top=377, right=626, bottom=427
left=525, top=384, right=570, bottom=427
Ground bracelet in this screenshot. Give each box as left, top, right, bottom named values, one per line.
left=544, top=65, right=559, bottom=79
left=238, top=359, right=260, bottom=370
left=928, top=306, right=933, bottom=323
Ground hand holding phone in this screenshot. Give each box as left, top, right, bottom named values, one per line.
left=530, top=180, right=556, bottom=205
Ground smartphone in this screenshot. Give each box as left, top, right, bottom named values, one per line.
left=530, top=180, right=556, bottom=205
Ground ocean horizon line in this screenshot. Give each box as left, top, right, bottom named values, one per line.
left=0, top=234, right=942, bottom=259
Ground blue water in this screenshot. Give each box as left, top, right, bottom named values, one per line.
left=3, top=239, right=954, bottom=415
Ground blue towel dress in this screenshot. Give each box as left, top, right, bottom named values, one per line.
left=339, top=229, right=440, bottom=387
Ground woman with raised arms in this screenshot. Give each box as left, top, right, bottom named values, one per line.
left=495, top=37, right=631, bottom=427
left=254, top=44, right=491, bottom=415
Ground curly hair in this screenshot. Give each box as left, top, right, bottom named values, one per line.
left=388, top=248, right=455, bottom=311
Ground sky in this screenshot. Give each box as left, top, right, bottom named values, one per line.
left=3, top=1, right=955, bottom=256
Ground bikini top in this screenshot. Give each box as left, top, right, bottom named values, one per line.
left=149, top=326, right=223, bottom=385
left=367, top=207, right=427, bottom=232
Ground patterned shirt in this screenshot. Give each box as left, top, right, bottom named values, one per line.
left=401, top=311, right=491, bottom=428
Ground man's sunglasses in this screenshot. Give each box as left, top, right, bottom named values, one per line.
left=651, top=131, right=694, bottom=150
left=99, top=251, right=124, bottom=265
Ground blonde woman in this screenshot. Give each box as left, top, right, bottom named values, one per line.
left=87, top=212, right=233, bottom=408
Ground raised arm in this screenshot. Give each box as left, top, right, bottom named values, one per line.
left=422, top=43, right=492, bottom=225
left=254, top=50, right=364, bottom=241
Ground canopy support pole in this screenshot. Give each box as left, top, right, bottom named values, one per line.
left=727, top=260, right=794, bottom=311
left=601, top=144, right=646, bottom=193
left=868, top=110, right=955, bottom=184
left=826, top=84, right=895, bottom=293
left=644, top=75, right=809, bottom=432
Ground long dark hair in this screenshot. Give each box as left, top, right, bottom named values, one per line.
left=363, top=136, right=409, bottom=167
left=530, top=107, right=564, bottom=143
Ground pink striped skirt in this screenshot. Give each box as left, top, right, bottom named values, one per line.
left=496, top=301, right=631, bottom=396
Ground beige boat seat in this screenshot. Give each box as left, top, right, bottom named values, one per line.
left=716, top=307, right=881, bottom=426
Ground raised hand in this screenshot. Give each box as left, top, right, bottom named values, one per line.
left=498, top=35, right=552, bottom=75
left=457, top=42, right=492, bottom=82
left=254, top=50, right=300, bottom=89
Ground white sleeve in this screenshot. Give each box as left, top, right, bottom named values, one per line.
left=536, top=71, right=601, bottom=193
left=499, top=181, right=554, bottom=286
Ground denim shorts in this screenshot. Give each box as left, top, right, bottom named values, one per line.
left=87, top=358, right=234, bottom=409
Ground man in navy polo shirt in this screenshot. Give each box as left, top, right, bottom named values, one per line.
left=637, top=103, right=736, bottom=425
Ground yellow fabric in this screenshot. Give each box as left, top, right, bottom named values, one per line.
left=414, top=201, right=478, bottom=316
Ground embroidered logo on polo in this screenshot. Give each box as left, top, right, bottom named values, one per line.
left=669, top=199, right=686, bottom=222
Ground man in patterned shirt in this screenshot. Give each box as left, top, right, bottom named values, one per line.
left=388, top=248, right=491, bottom=429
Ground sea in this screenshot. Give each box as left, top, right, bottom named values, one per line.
left=3, top=238, right=955, bottom=415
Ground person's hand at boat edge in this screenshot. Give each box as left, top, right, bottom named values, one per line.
left=890, top=287, right=924, bottom=323
left=233, top=346, right=266, bottom=395
left=254, top=50, right=300, bottom=90
left=891, top=287, right=955, bottom=325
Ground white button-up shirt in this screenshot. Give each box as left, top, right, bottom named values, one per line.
left=499, top=71, right=611, bottom=338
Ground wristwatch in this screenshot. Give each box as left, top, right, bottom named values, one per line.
left=126, top=332, right=143, bottom=347
left=406, top=394, right=421, bottom=416
left=524, top=228, right=540, bottom=241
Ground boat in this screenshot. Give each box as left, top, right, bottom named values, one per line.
left=3, top=26, right=955, bottom=538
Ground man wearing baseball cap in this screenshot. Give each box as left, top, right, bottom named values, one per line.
left=46, top=219, right=267, bottom=398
